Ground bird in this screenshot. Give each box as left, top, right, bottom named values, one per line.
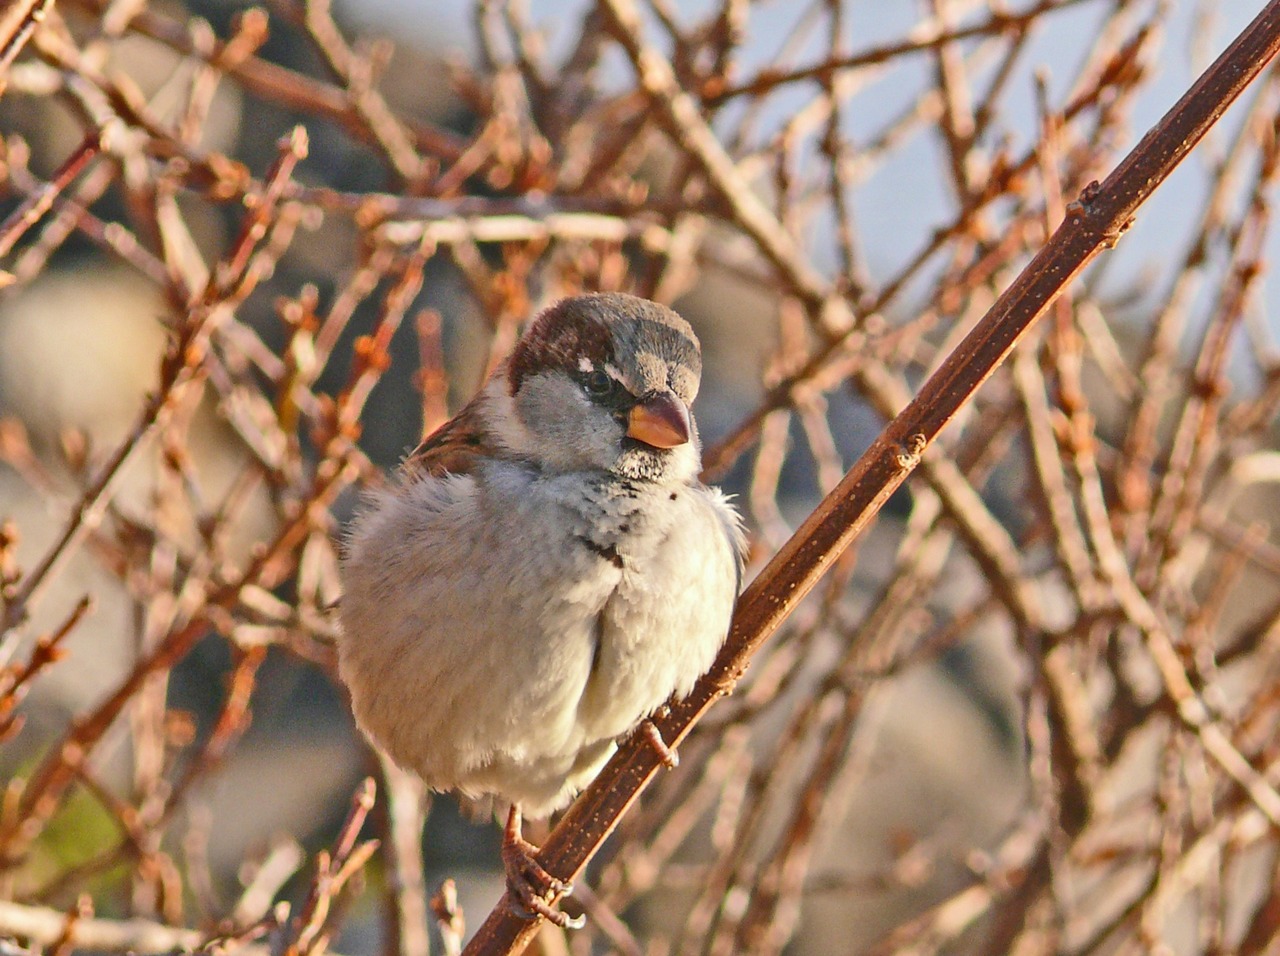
left=337, top=292, right=743, bottom=927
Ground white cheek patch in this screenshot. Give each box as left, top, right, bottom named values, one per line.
left=604, top=363, right=623, bottom=382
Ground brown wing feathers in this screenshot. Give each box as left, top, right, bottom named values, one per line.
left=403, top=396, right=496, bottom=478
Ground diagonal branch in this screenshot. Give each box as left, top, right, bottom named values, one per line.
left=460, top=2, right=1280, bottom=953
left=0, top=0, right=52, bottom=93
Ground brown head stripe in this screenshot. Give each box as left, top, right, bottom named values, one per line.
left=507, top=296, right=700, bottom=395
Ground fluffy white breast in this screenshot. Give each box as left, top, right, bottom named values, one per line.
left=338, top=456, right=741, bottom=816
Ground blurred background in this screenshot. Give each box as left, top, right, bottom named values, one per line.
left=1, top=1, right=1279, bottom=953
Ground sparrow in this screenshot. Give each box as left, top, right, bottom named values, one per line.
left=337, top=293, right=743, bottom=927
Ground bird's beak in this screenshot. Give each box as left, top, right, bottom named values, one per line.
left=627, top=393, right=691, bottom=449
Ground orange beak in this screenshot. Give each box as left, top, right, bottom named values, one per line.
left=626, top=393, right=691, bottom=449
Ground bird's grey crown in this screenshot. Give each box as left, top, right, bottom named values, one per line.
left=507, top=293, right=702, bottom=398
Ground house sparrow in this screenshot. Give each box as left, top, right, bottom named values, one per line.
left=338, top=293, right=743, bottom=927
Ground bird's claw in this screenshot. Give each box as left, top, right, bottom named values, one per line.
left=639, top=718, right=679, bottom=768
left=505, top=890, right=586, bottom=930
left=501, top=807, right=584, bottom=930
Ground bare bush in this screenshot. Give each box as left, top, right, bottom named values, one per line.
left=1, top=2, right=1280, bottom=955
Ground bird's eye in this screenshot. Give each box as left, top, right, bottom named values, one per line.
left=584, top=370, right=614, bottom=397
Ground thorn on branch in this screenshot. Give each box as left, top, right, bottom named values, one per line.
left=895, top=434, right=927, bottom=471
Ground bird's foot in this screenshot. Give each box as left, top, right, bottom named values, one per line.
left=501, top=806, right=584, bottom=930
left=638, top=717, right=678, bottom=768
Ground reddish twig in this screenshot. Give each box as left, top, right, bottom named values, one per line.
left=280, top=778, right=379, bottom=956
left=0, top=0, right=53, bottom=93
left=0, top=135, right=99, bottom=263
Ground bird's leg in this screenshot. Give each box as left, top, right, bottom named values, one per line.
left=638, top=715, right=678, bottom=768
left=501, top=805, right=584, bottom=930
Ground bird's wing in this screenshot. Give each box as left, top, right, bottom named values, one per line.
left=402, top=396, right=497, bottom=479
